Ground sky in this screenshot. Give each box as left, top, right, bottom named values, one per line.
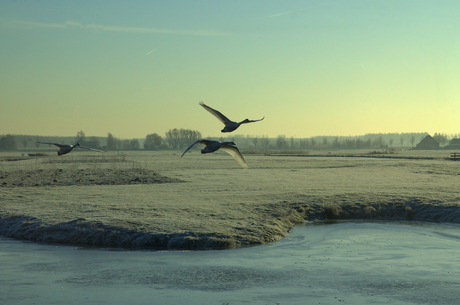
left=1, top=1, right=460, bottom=139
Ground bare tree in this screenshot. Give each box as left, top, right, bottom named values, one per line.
left=76, top=130, right=86, bottom=143
left=433, top=133, right=448, bottom=147
left=86, top=137, right=100, bottom=149
left=119, top=139, right=130, bottom=150
left=22, top=139, right=28, bottom=150
left=400, top=136, right=404, bottom=148
left=0, top=135, right=17, bottom=150
left=276, top=135, right=287, bottom=149
left=252, top=136, right=259, bottom=149
left=410, top=135, right=415, bottom=147
left=299, top=138, right=308, bottom=149
left=261, top=136, right=271, bottom=149
left=344, top=137, right=355, bottom=149
left=372, top=135, right=386, bottom=148
left=144, top=133, right=163, bottom=150
left=179, top=128, right=202, bottom=149
left=129, top=139, right=140, bottom=150
left=107, top=133, right=119, bottom=150
left=165, top=128, right=180, bottom=149
left=165, top=128, right=201, bottom=149
left=333, top=136, right=339, bottom=148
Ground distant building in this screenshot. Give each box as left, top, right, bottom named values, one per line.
left=443, top=138, right=460, bottom=150
left=413, top=135, right=439, bottom=150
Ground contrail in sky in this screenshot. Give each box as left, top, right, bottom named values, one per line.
left=146, top=47, right=159, bottom=55
left=263, top=8, right=307, bottom=18
left=7, top=20, right=227, bottom=36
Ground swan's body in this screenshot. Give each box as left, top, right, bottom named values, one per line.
left=31, top=140, right=106, bottom=156
left=181, top=139, right=248, bottom=169
left=199, top=102, right=264, bottom=133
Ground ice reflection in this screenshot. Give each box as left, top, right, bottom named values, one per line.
left=1, top=221, right=460, bottom=305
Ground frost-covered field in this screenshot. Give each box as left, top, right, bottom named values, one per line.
left=1, top=149, right=459, bottom=249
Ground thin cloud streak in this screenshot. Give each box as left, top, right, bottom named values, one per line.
left=266, top=11, right=292, bottom=18
left=262, top=8, right=307, bottom=19
left=146, top=47, right=160, bottom=55
left=7, top=19, right=228, bottom=36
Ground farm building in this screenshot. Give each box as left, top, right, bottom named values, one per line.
left=443, top=138, right=460, bottom=150
left=413, top=135, right=439, bottom=150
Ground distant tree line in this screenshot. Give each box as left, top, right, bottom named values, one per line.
left=2, top=131, right=459, bottom=151
left=75, top=130, right=102, bottom=150
left=227, top=133, right=433, bottom=150
left=0, top=133, right=108, bottom=151
left=432, top=133, right=449, bottom=147
left=144, top=128, right=202, bottom=150
left=272, top=134, right=419, bottom=150
left=106, top=133, right=140, bottom=150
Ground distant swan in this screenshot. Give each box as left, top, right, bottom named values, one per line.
left=181, top=139, right=248, bottom=169
left=30, top=140, right=106, bottom=156
left=199, top=101, right=264, bottom=133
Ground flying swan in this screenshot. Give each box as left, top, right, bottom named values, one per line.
left=181, top=140, right=248, bottom=169
left=199, top=101, right=264, bottom=133
left=31, top=140, right=106, bottom=156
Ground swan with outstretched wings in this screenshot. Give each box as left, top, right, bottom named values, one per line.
left=30, top=140, right=106, bottom=156
left=181, top=139, right=248, bottom=169
left=199, top=101, right=264, bottom=133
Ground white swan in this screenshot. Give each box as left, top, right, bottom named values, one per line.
left=181, top=139, right=248, bottom=169
left=31, top=140, right=106, bottom=156
left=199, top=101, right=264, bottom=133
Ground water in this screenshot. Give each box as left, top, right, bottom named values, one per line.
left=1, top=221, right=460, bottom=305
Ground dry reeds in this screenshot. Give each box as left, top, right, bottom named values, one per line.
left=323, top=204, right=342, bottom=219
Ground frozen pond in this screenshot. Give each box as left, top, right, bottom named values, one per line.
left=1, top=221, right=460, bottom=305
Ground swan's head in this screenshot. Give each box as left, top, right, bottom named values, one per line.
left=75, top=143, right=80, bottom=147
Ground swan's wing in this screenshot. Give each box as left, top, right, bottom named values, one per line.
left=241, top=117, right=265, bottom=124
left=198, top=140, right=214, bottom=146
left=220, top=144, right=248, bottom=169
left=35, top=141, right=65, bottom=148
left=75, top=146, right=106, bottom=153
left=199, top=102, right=232, bottom=125
left=181, top=140, right=202, bottom=157
left=181, top=139, right=215, bottom=157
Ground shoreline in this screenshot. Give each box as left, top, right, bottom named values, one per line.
left=1, top=150, right=459, bottom=250
left=1, top=193, right=459, bottom=250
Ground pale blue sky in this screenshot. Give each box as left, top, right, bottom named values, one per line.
left=1, top=1, right=459, bottom=139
